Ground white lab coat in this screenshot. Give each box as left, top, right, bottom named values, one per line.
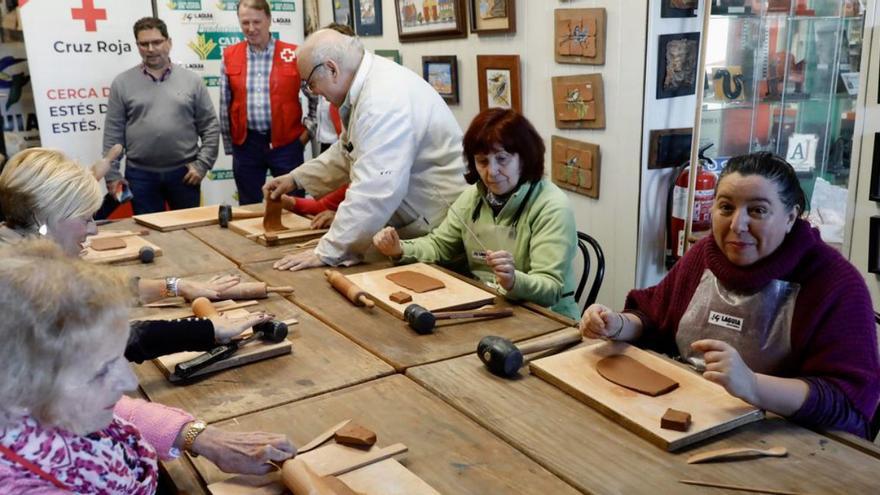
left=292, top=51, right=467, bottom=265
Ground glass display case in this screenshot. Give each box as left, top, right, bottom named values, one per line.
left=699, top=0, right=865, bottom=233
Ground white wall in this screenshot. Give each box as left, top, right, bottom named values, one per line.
left=318, top=0, right=648, bottom=308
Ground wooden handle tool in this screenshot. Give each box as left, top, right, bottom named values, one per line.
left=434, top=308, right=514, bottom=320
left=679, top=479, right=805, bottom=495
left=517, top=328, right=583, bottom=356
left=325, top=270, right=374, bottom=308
left=215, top=282, right=295, bottom=300
left=686, top=446, right=787, bottom=464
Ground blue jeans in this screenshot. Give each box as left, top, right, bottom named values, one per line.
left=232, top=130, right=305, bottom=205
left=125, top=165, right=200, bottom=215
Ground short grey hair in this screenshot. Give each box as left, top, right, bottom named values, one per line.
left=310, top=31, right=364, bottom=72
left=0, top=240, right=131, bottom=429
left=0, top=148, right=102, bottom=232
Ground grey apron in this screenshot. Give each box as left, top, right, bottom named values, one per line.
left=676, top=269, right=799, bottom=374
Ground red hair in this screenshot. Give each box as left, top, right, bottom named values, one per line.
left=462, top=108, right=545, bottom=185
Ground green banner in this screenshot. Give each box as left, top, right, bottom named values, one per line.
left=187, top=30, right=280, bottom=60
left=166, top=1, right=202, bottom=10
left=208, top=169, right=235, bottom=181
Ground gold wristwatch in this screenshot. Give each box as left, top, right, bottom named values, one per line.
left=182, top=420, right=207, bottom=456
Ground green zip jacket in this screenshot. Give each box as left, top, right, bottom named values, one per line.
left=399, top=178, right=579, bottom=319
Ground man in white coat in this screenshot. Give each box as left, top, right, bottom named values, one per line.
left=264, top=29, right=467, bottom=270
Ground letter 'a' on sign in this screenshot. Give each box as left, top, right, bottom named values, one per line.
left=786, top=133, right=818, bottom=173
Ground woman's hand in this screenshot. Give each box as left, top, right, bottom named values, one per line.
left=485, top=250, right=515, bottom=291
left=210, top=310, right=274, bottom=343
left=310, top=210, right=335, bottom=229
left=691, top=339, right=759, bottom=405
left=372, top=227, right=403, bottom=258
left=191, top=426, right=296, bottom=475
left=179, top=274, right=241, bottom=301
left=579, top=304, right=619, bottom=339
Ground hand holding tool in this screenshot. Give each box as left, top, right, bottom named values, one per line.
left=174, top=319, right=288, bottom=378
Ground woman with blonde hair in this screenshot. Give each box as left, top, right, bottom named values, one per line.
left=0, top=240, right=296, bottom=492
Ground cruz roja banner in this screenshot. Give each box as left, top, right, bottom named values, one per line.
left=19, top=0, right=151, bottom=167
left=158, top=0, right=305, bottom=205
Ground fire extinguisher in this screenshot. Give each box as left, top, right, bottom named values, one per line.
left=665, top=144, right=717, bottom=269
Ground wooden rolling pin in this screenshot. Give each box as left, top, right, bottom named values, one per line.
left=191, top=297, right=218, bottom=318
left=283, top=459, right=360, bottom=495
left=215, top=282, right=294, bottom=300
left=324, top=270, right=374, bottom=308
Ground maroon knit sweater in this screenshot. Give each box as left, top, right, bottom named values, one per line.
left=626, top=219, right=880, bottom=438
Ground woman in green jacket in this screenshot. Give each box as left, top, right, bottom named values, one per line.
left=373, top=108, right=579, bottom=319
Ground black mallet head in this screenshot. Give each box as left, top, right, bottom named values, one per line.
left=218, top=204, right=233, bottom=228
left=254, top=320, right=288, bottom=342
left=138, top=246, right=155, bottom=263
left=477, top=335, right=523, bottom=378
left=404, top=304, right=436, bottom=334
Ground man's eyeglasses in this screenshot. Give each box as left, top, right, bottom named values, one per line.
left=137, top=39, right=167, bottom=49
left=304, top=63, right=325, bottom=94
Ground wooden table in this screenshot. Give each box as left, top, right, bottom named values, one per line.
left=241, top=261, right=570, bottom=370
left=132, top=268, right=394, bottom=423
left=99, top=219, right=235, bottom=278
left=187, top=224, right=301, bottom=265
left=407, top=350, right=880, bottom=494
left=191, top=375, right=581, bottom=494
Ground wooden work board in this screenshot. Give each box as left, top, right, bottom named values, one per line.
left=529, top=341, right=764, bottom=451
left=344, top=263, right=497, bottom=318
left=81, top=234, right=163, bottom=264
left=134, top=205, right=260, bottom=232
left=228, top=212, right=327, bottom=246
left=208, top=442, right=438, bottom=495
left=153, top=308, right=292, bottom=383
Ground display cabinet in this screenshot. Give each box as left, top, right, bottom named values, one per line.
left=699, top=0, right=865, bottom=234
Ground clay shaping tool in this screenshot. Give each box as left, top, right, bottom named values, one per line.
left=679, top=479, right=805, bottom=495
left=686, top=446, right=788, bottom=464
left=298, top=419, right=353, bottom=454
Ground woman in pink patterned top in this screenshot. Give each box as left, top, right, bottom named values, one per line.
left=0, top=240, right=296, bottom=493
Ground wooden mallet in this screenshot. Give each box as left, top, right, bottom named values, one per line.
left=403, top=304, right=513, bottom=335
left=324, top=270, right=374, bottom=308
left=477, top=328, right=583, bottom=378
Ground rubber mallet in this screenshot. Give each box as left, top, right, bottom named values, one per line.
left=324, top=270, right=374, bottom=308
left=138, top=246, right=155, bottom=263
left=477, top=328, right=583, bottom=378
left=404, top=304, right=513, bottom=335
left=218, top=204, right=263, bottom=228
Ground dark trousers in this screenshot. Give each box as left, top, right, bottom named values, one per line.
left=125, top=165, right=200, bottom=215
left=232, top=130, right=305, bottom=205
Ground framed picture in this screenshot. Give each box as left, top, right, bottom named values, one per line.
left=869, top=216, right=880, bottom=274
left=657, top=32, right=700, bottom=99
left=354, top=0, right=383, bottom=36
left=304, top=0, right=319, bottom=36
left=661, top=0, right=697, bottom=18
left=867, top=133, right=880, bottom=202
left=333, top=0, right=354, bottom=29
left=551, top=74, right=605, bottom=130
left=648, top=128, right=692, bottom=170
left=551, top=136, right=600, bottom=199
left=468, top=0, right=515, bottom=35
left=555, top=8, right=606, bottom=65
left=375, top=49, right=402, bottom=64
left=477, top=55, right=521, bottom=113
left=422, top=56, right=459, bottom=104
left=395, top=0, right=468, bottom=42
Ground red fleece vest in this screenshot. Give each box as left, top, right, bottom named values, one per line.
left=223, top=40, right=304, bottom=149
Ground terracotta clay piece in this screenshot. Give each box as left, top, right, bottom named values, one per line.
left=90, top=237, right=127, bottom=251
left=595, top=354, right=679, bottom=397
left=385, top=271, right=446, bottom=293
left=389, top=291, right=412, bottom=304
left=262, top=197, right=286, bottom=233
left=661, top=408, right=692, bottom=432
left=334, top=423, right=377, bottom=448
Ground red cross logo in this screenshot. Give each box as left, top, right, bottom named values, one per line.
left=71, top=0, right=107, bottom=32
left=280, top=48, right=296, bottom=63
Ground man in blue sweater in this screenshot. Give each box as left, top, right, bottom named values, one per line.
left=102, top=17, right=219, bottom=214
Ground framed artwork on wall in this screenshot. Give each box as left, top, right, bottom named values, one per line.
left=468, top=0, right=515, bottom=35
left=657, top=32, right=700, bottom=99
left=868, top=133, right=880, bottom=202
left=354, top=0, right=383, bottom=36
left=661, top=0, right=697, bottom=18
left=423, top=55, right=459, bottom=104
left=551, top=136, right=600, bottom=199
left=551, top=74, right=605, bottom=130
left=554, top=8, right=606, bottom=65
left=375, top=49, right=402, bottom=64
left=333, top=0, right=354, bottom=29
left=395, top=0, right=467, bottom=42
left=304, top=0, right=319, bottom=35
left=648, top=128, right=692, bottom=170
left=476, top=55, right=521, bottom=113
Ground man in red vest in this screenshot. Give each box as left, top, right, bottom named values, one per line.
left=219, top=0, right=310, bottom=205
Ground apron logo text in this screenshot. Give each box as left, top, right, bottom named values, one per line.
left=708, top=311, right=743, bottom=332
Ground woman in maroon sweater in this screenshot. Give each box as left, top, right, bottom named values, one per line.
left=581, top=153, right=880, bottom=438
